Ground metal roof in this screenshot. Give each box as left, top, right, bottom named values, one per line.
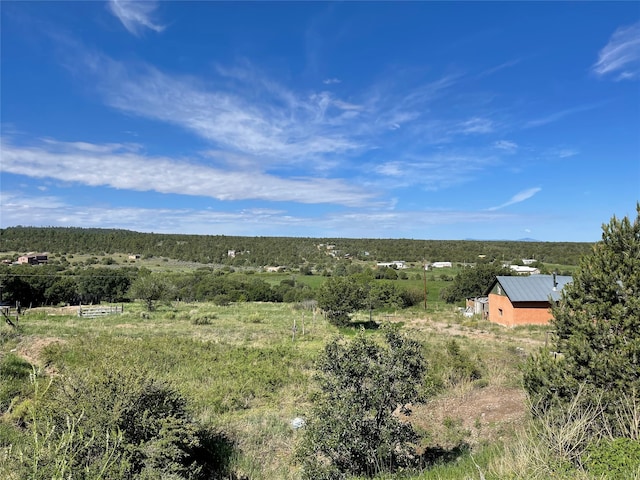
left=492, top=275, right=573, bottom=302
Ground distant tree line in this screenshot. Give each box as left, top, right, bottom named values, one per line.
left=0, top=263, right=428, bottom=314
left=0, top=264, right=135, bottom=307
left=1, top=226, right=592, bottom=267
left=0, top=265, right=317, bottom=308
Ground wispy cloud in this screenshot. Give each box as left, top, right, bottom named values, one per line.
left=459, top=117, right=495, bottom=134
left=547, top=147, right=579, bottom=159
left=107, top=0, right=165, bottom=36
left=493, top=140, right=518, bottom=153
left=525, top=103, right=602, bottom=128
left=90, top=59, right=366, bottom=166
left=593, top=21, right=640, bottom=81
left=70, top=51, right=476, bottom=176
left=488, top=187, right=542, bottom=211
left=0, top=138, right=375, bottom=207
left=372, top=152, right=498, bottom=191
left=477, top=59, right=521, bottom=78
left=51, top=42, right=513, bottom=199
left=0, top=191, right=308, bottom=235
left=323, top=77, right=341, bottom=85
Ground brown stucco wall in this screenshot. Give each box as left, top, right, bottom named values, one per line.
left=488, top=294, right=553, bottom=327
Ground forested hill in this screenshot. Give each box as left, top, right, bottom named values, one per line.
left=0, top=226, right=592, bottom=266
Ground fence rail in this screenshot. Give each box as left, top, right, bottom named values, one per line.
left=78, top=305, right=123, bottom=318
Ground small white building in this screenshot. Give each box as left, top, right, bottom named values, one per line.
left=428, top=261, right=452, bottom=269
left=510, top=265, right=540, bottom=275
left=377, top=261, right=407, bottom=269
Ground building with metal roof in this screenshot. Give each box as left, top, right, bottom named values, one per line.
left=485, top=274, right=572, bottom=327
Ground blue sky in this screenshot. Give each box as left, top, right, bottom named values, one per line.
left=1, top=1, right=639, bottom=242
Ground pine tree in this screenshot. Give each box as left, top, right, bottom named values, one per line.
left=524, top=205, right=640, bottom=434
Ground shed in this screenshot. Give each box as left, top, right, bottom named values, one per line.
left=485, top=274, right=572, bottom=327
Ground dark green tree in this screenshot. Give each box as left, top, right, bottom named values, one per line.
left=440, top=263, right=512, bottom=303
left=524, top=205, right=640, bottom=435
left=76, top=267, right=133, bottom=304
left=368, top=281, right=404, bottom=310
left=316, top=276, right=367, bottom=326
left=44, top=276, right=79, bottom=305
left=298, top=326, right=427, bottom=478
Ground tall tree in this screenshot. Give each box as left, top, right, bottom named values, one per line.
left=524, top=205, right=640, bottom=434
left=129, top=272, right=175, bottom=311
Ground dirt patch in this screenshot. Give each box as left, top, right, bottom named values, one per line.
left=25, top=306, right=80, bottom=316
left=14, top=336, right=65, bottom=374
left=407, top=317, right=545, bottom=349
left=408, top=385, right=527, bottom=449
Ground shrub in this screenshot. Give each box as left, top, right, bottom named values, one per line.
left=212, top=294, right=231, bottom=306
left=583, top=437, right=640, bottom=479
left=298, top=325, right=427, bottom=478
left=445, top=339, right=483, bottom=385
left=17, top=366, right=232, bottom=479
left=192, top=315, right=215, bottom=325
left=440, top=263, right=512, bottom=303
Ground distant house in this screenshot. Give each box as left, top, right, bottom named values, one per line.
left=509, top=265, right=540, bottom=275
left=377, top=261, right=407, bottom=269
left=17, top=253, right=48, bottom=265
left=128, top=254, right=141, bottom=260
left=522, top=259, right=537, bottom=265
left=427, top=261, right=452, bottom=269
left=485, top=274, right=572, bottom=327
left=265, top=266, right=286, bottom=273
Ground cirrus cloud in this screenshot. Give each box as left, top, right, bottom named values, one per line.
left=488, top=187, right=542, bottom=211
left=107, top=0, right=165, bottom=36
left=593, top=21, right=640, bottom=81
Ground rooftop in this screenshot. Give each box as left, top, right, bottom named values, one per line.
left=490, top=275, right=573, bottom=302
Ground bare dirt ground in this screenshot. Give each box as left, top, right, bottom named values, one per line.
left=399, top=316, right=535, bottom=449
left=13, top=336, right=65, bottom=375
left=408, top=385, right=528, bottom=450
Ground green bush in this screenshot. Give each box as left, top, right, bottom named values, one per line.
left=212, top=294, right=231, bottom=306
left=584, top=437, right=640, bottom=479
left=445, top=339, right=483, bottom=385
left=298, top=325, right=427, bottom=478
left=192, top=314, right=216, bottom=325
left=11, top=367, right=233, bottom=479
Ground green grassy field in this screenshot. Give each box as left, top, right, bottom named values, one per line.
left=0, top=252, right=595, bottom=479
left=0, top=297, right=568, bottom=479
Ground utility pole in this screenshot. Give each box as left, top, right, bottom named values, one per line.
left=422, top=262, right=427, bottom=310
